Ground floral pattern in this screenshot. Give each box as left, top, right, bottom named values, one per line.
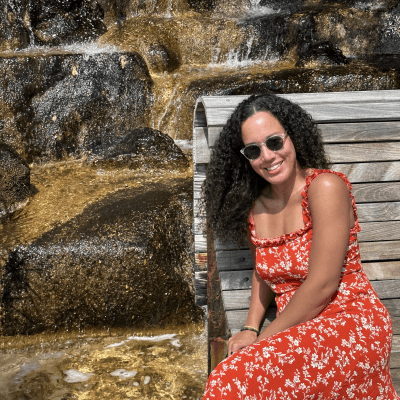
left=203, top=169, right=399, bottom=399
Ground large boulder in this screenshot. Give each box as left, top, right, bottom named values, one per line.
left=0, top=52, right=153, bottom=163
left=0, top=143, right=30, bottom=219
left=1, top=178, right=201, bottom=335
left=91, top=127, right=189, bottom=170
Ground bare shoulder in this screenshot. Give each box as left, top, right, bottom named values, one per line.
left=307, top=172, right=351, bottom=210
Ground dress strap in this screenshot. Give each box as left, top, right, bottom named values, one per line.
left=301, top=169, right=361, bottom=239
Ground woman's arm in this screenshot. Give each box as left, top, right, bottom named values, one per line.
left=228, top=229, right=275, bottom=354
left=256, top=173, right=352, bottom=342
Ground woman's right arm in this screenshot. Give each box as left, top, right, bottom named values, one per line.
left=227, top=230, right=274, bottom=355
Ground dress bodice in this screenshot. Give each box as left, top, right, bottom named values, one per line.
left=248, top=169, right=366, bottom=314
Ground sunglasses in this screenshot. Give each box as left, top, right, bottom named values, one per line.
left=240, top=133, right=286, bottom=161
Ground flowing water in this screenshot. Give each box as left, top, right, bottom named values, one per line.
left=0, top=324, right=207, bottom=400
left=0, top=159, right=208, bottom=399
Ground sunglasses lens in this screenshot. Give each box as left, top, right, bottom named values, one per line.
left=266, top=135, right=284, bottom=151
left=243, top=145, right=261, bottom=160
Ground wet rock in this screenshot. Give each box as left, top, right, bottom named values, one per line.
left=0, top=0, right=31, bottom=51
left=240, top=14, right=290, bottom=61
left=0, top=52, right=153, bottom=163
left=30, top=0, right=107, bottom=46
left=296, top=41, right=349, bottom=67
left=0, top=143, right=30, bottom=219
left=259, top=0, right=303, bottom=13
left=375, top=2, right=400, bottom=54
left=0, top=178, right=201, bottom=335
left=99, top=19, right=181, bottom=73
left=187, top=0, right=216, bottom=13
left=92, top=127, right=189, bottom=170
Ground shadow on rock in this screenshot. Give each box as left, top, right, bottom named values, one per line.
left=1, top=178, right=202, bottom=335
left=0, top=142, right=30, bottom=219
left=90, top=127, right=189, bottom=170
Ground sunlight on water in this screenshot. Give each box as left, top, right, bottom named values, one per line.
left=0, top=324, right=207, bottom=399
left=0, top=42, right=119, bottom=58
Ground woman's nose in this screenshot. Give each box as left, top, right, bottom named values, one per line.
left=259, top=143, right=276, bottom=161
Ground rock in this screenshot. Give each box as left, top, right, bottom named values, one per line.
left=91, top=127, right=189, bottom=170
left=187, top=0, right=216, bottom=13
left=0, top=143, right=30, bottom=219
left=375, top=2, right=400, bottom=54
left=239, top=13, right=290, bottom=61
left=0, top=178, right=202, bottom=335
left=0, top=0, right=31, bottom=51
left=30, top=0, right=107, bottom=46
left=0, top=52, right=153, bottom=163
left=296, top=41, right=349, bottom=67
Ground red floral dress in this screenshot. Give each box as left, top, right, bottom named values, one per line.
left=203, top=169, right=399, bottom=399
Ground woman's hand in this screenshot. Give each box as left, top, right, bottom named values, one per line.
left=227, top=330, right=258, bottom=356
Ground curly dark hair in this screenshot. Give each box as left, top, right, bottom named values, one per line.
left=201, top=93, right=330, bottom=245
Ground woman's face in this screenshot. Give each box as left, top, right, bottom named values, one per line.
left=241, top=111, right=298, bottom=186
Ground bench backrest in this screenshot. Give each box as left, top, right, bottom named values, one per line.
left=193, top=90, right=400, bottom=378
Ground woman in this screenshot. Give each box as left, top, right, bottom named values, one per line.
left=202, top=93, right=399, bottom=399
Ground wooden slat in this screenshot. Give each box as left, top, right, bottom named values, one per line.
left=332, top=162, right=400, bottom=184
left=216, top=249, right=253, bottom=271
left=220, top=272, right=400, bottom=300
left=360, top=241, right=400, bottom=261
left=215, top=240, right=400, bottom=269
left=227, top=307, right=277, bottom=335
left=202, top=102, right=400, bottom=127
left=352, top=182, right=400, bottom=203
left=227, top=313, right=400, bottom=338
left=391, top=352, right=400, bottom=368
left=197, top=90, right=400, bottom=127
left=223, top=290, right=400, bottom=313
left=193, top=127, right=210, bottom=164
left=371, top=280, right=400, bottom=300
left=325, top=142, right=400, bottom=163
left=357, top=202, right=400, bottom=222
left=199, top=90, right=400, bottom=110
left=320, top=121, right=400, bottom=143
left=219, top=263, right=400, bottom=290
left=220, top=269, right=253, bottom=291
left=363, top=261, right=400, bottom=280
left=206, top=122, right=400, bottom=147
left=358, top=221, right=400, bottom=242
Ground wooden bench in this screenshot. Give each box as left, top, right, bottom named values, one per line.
left=193, top=90, right=400, bottom=391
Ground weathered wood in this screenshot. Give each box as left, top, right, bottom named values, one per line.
left=325, top=142, right=400, bottom=163
left=216, top=249, right=253, bottom=271
left=193, top=127, right=210, bottom=164
left=197, top=91, right=400, bottom=127
left=363, top=261, right=400, bottom=280
left=359, top=241, right=400, bottom=261
left=392, top=352, right=400, bottom=368
left=206, top=124, right=400, bottom=151
left=319, top=121, right=400, bottom=142
left=222, top=290, right=400, bottom=314
left=352, top=182, right=400, bottom=203
left=220, top=268, right=400, bottom=298
left=357, top=202, right=400, bottom=222
left=332, top=162, right=400, bottom=183
left=227, top=307, right=278, bottom=335
left=358, top=221, right=400, bottom=242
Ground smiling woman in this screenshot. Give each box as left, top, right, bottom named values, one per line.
left=201, top=93, right=400, bottom=399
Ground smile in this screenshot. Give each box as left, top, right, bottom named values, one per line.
left=266, top=161, right=282, bottom=171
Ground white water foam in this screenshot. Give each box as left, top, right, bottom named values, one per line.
left=110, top=369, right=137, bottom=378
left=63, top=369, right=94, bottom=383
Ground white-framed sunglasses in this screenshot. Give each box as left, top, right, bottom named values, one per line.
left=240, top=133, right=286, bottom=161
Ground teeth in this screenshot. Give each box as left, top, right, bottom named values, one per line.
left=267, top=162, right=282, bottom=171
